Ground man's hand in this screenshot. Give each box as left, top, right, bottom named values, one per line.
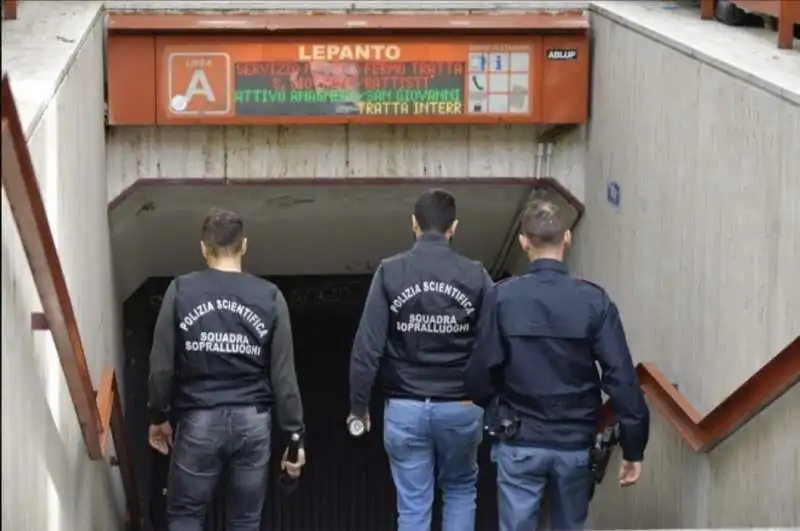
left=149, top=422, right=173, bottom=455
left=619, top=460, right=642, bottom=487
left=346, top=413, right=371, bottom=433
left=281, top=447, right=307, bottom=479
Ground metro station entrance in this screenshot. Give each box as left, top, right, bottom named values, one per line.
left=110, top=8, right=591, bottom=524
left=124, top=275, right=499, bottom=531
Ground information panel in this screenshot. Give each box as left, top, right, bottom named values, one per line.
left=235, top=60, right=465, bottom=116
left=162, top=42, right=535, bottom=122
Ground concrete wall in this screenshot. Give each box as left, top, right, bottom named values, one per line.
left=1, top=16, right=125, bottom=531
left=106, top=123, right=584, bottom=303
left=572, top=8, right=800, bottom=529
left=106, top=124, right=586, bottom=201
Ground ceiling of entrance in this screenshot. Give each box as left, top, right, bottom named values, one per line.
left=110, top=182, right=538, bottom=299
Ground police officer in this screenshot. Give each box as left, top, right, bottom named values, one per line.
left=465, top=199, right=650, bottom=531
left=148, top=207, right=306, bottom=531
left=348, top=189, right=493, bottom=531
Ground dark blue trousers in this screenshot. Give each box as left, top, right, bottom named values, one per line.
left=167, top=406, right=271, bottom=531
left=492, top=443, right=593, bottom=531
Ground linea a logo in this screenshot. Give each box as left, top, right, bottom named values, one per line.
left=546, top=49, right=578, bottom=61
left=166, top=52, right=232, bottom=115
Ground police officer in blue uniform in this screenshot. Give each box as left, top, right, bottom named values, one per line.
left=148, top=208, right=306, bottom=531
left=465, top=199, right=650, bottom=531
left=349, top=189, right=494, bottom=531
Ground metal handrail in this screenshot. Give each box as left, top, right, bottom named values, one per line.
left=1, top=73, right=142, bottom=530
left=600, top=336, right=799, bottom=453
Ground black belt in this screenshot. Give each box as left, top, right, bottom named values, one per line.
left=387, top=395, right=469, bottom=403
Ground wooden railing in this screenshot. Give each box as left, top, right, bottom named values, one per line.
left=602, top=335, right=800, bottom=453
left=700, top=0, right=799, bottom=49
left=1, top=74, right=142, bottom=529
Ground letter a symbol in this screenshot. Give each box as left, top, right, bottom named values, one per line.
left=184, top=69, right=216, bottom=103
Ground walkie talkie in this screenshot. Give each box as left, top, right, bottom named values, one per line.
left=279, top=432, right=302, bottom=495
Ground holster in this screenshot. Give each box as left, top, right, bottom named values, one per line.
left=484, top=398, right=521, bottom=441
left=588, top=423, right=619, bottom=500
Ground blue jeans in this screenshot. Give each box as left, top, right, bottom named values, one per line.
left=167, top=406, right=271, bottom=531
left=383, top=398, right=483, bottom=531
left=492, top=443, right=593, bottom=531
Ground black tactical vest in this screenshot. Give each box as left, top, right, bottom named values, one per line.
left=172, top=269, right=277, bottom=412
left=379, top=233, right=488, bottom=401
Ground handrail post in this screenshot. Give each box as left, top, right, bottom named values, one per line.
left=2, top=0, right=19, bottom=21
left=110, top=372, right=142, bottom=529
left=777, top=0, right=799, bottom=49
left=96, top=366, right=142, bottom=530
left=700, top=0, right=715, bottom=20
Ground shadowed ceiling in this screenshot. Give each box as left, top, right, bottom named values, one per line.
left=110, top=181, right=579, bottom=300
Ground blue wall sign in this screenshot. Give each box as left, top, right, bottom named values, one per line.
left=607, top=181, right=621, bottom=208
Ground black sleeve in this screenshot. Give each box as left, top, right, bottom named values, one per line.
left=592, top=298, right=650, bottom=462
left=349, top=265, right=390, bottom=418
left=270, top=289, right=305, bottom=436
left=148, top=280, right=178, bottom=425
left=465, top=285, right=505, bottom=408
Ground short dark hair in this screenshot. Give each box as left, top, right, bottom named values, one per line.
left=200, top=207, right=244, bottom=255
left=519, top=199, right=566, bottom=247
left=414, top=189, right=456, bottom=233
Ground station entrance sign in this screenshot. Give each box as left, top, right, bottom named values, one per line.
left=105, top=14, right=589, bottom=125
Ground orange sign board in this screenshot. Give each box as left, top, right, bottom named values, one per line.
left=108, top=34, right=589, bottom=126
